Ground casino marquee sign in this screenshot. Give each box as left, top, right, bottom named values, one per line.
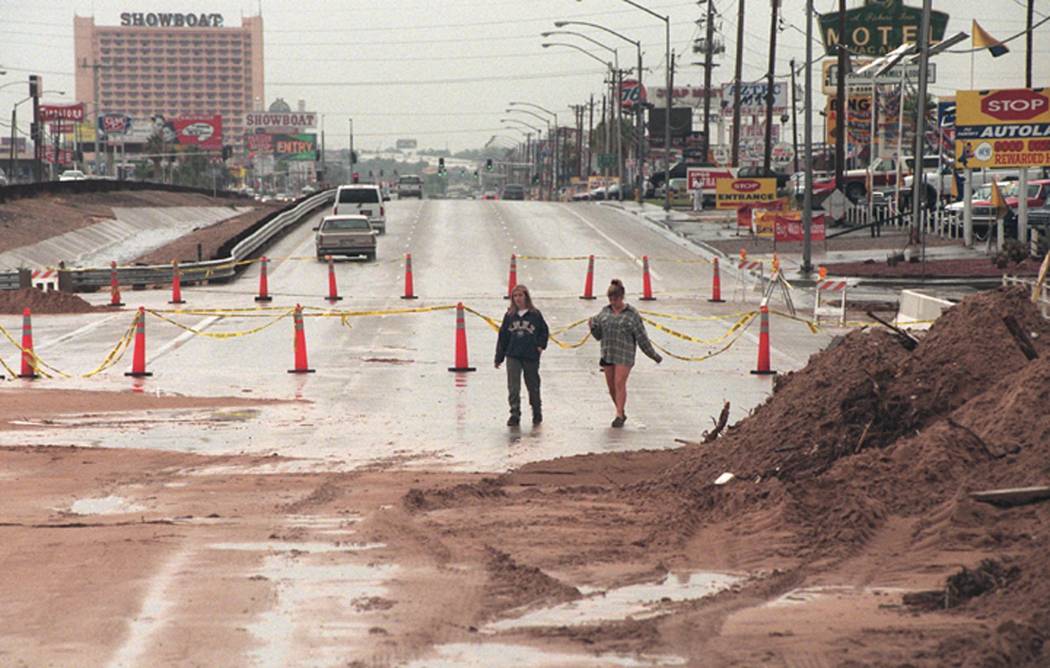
left=120, top=12, right=225, bottom=28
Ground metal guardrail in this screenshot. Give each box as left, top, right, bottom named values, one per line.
left=55, top=189, right=334, bottom=291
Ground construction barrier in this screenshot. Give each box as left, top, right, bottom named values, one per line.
left=288, top=304, right=315, bottom=374
left=813, top=280, right=848, bottom=327
left=402, top=253, right=418, bottom=300
left=708, top=257, right=725, bottom=303
left=448, top=302, right=476, bottom=372
left=125, top=307, right=152, bottom=378
left=580, top=255, right=596, bottom=300
left=255, top=256, right=273, bottom=302
left=640, top=255, right=655, bottom=301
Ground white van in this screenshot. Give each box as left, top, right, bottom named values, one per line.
left=333, top=184, right=386, bottom=234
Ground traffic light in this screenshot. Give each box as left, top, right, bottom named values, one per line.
left=532, top=174, right=540, bottom=185
left=438, top=157, right=446, bottom=175
left=352, top=172, right=360, bottom=183
left=222, top=145, right=232, bottom=161
left=379, top=169, right=384, bottom=177
left=485, top=158, right=493, bottom=172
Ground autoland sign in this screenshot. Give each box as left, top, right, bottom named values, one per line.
left=819, top=0, right=949, bottom=57
left=955, top=88, right=1050, bottom=169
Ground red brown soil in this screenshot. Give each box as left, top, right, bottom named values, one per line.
left=134, top=202, right=282, bottom=264
left=0, top=190, right=249, bottom=254
left=0, top=387, right=285, bottom=429
left=824, top=255, right=1042, bottom=278
left=0, top=288, right=104, bottom=314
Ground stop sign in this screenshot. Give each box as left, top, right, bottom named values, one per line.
left=981, top=89, right=1050, bottom=122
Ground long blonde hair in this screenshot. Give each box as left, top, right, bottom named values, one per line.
left=508, top=284, right=536, bottom=313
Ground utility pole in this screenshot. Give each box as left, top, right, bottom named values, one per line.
left=615, top=68, right=625, bottom=200
left=802, top=0, right=814, bottom=275
left=602, top=94, right=609, bottom=177
left=81, top=59, right=107, bottom=176
left=588, top=94, right=595, bottom=176
left=762, top=0, right=780, bottom=174
left=910, top=0, right=932, bottom=246
left=731, top=0, right=745, bottom=166
left=29, top=76, right=42, bottom=182
left=701, top=0, right=716, bottom=163
left=834, top=0, right=847, bottom=194
left=1026, top=0, right=1035, bottom=88
left=791, top=58, right=800, bottom=174
left=664, top=49, right=675, bottom=213
left=348, top=118, right=354, bottom=181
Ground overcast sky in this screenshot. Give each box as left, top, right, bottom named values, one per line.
left=1, top=0, right=1047, bottom=151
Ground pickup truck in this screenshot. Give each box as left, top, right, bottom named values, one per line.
left=805, top=156, right=940, bottom=204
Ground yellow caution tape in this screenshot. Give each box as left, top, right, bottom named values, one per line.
left=303, top=304, right=458, bottom=318
left=768, top=309, right=821, bottom=335
left=82, top=315, right=138, bottom=378
left=0, top=322, right=70, bottom=378
left=641, top=311, right=757, bottom=346
left=461, top=305, right=502, bottom=332
left=0, top=354, right=17, bottom=380
left=639, top=308, right=755, bottom=323
left=650, top=313, right=758, bottom=362
left=549, top=330, right=592, bottom=349
left=145, top=308, right=295, bottom=339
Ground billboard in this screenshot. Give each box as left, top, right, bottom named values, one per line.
left=244, top=111, right=317, bottom=132
left=98, top=114, right=132, bottom=139
left=720, top=82, right=788, bottom=116
left=39, top=103, right=85, bottom=122
left=955, top=88, right=1050, bottom=169
left=819, top=0, right=949, bottom=57
left=170, top=116, right=223, bottom=149
left=273, top=134, right=318, bottom=161
left=396, top=138, right=418, bottom=150
left=650, top=85, right=714, bottom=108
left=686, top=167, right=734, bottom=192
left=715, top=178, right=777, bottom=209
left=648, top=107, right=693, bottom=147
left=621, top=80, right=647, bottom=110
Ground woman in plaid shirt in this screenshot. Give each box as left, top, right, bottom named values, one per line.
left=588, top=279, right=662, bottom=428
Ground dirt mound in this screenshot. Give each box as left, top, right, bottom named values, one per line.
left=0, top=288, right=102, bottom=314
left=482, top=547, right=580, bottom=618
left=641, top=285, right=1050, bottom=665
left=403, top=478, right=506, bottom=512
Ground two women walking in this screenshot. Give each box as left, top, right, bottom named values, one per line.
left=495, top=279, right=660, bottom=429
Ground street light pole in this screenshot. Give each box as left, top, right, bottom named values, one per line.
left=618, top=0, right=671, bottom=212
left=509, top=101, right=559, bottom=199
left=554, top=20, right=644, bottom=202
left=802, top=0, right=815, bottom=276
left=731, top=0, right=745, bottom=166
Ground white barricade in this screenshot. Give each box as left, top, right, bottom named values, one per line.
left=813, top=280, right=848, bottom=326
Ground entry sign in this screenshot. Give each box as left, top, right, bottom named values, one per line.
left=687, top=167, right=734, bottom=192
left=716, top=178, right=777, bottom=209
left=955, top=88, right=1050, bottom=168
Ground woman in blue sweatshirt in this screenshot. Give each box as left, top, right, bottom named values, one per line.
left=494, top=284, right=550, bottom=427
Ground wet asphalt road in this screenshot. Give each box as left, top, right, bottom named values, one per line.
left=1, top=200, right=833, bottom=472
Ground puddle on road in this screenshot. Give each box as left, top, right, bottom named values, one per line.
left=245, top=554, right=398, bottom=668
left=68, top=495, right=145, bottom=515
left=402, top=642, right=686, bottom=667
left=765, top=585, right=908, bottom=608
left=487, top=571, right=743, bottom=632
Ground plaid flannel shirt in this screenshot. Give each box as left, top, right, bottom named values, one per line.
left=589, top=304, right=661, bottom=366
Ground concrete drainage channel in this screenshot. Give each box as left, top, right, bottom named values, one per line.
left=0, top=189, right=335, bottom=292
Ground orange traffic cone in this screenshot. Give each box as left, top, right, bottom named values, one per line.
left=401, top=253, right=418, bottom=299
left=18, top=307, right=39, bottom=379
left=580, top=254, right=596, bottom=300
left=326, top=255, right=342, bottom=302
left=169, top=260, right=185, bottom=305
left=125, top=307, right=152, bottom=377
left=255, top=256, right=273, bottom=302
left=447, top=302, right=476, bottom=372
left=750, top=305, right=775, bottom=375
left=708, top=257, right=725, bottom=303
left=504, top=254, right=517, bottom=299
left=288, top=304, right=315, bottom=373
left=109, top=261, right=124, bottom=307
left=640, top=255, right=656, bottom=301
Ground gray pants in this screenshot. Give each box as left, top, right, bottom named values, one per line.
left=506, top=356, right=541, bottom=418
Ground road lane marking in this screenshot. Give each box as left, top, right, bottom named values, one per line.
left=149, top=315, right=221, bottom=362
left=559, top=205, right=662, bottom=280
left=37, top=313, right=124, bottom=351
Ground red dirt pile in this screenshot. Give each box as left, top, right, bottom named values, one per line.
left=0, top=288, right=103, bottom=314
left=644, top=285, right=1050, bottom=665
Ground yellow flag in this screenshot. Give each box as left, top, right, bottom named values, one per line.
left=990, top=180, right=1009, bottom=219
left=972, top=20, right=1010, bottom=57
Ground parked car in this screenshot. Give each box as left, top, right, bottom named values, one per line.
left=481, top=190, right=499, bottom=200
left=333, top=184, right=386, bottom=234
left=397, top=174, right=423, bottom=199
left=314, top=214, right=377, bottom=261
left=807, top=156, right=940, bottom=203
left=942, top=180, right=1050, bottom=230
left=58, top=169, right=87, bottom=181
left=501, top=183, right=525, bottom=200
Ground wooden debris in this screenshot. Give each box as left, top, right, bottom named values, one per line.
left=971, top=486, right=1050, bottom=508
left=1002, top=315, right=1039, bottom=361
left=702, top=401, right=731, bottom=444
left=867, top=310, right=919, bottom=351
